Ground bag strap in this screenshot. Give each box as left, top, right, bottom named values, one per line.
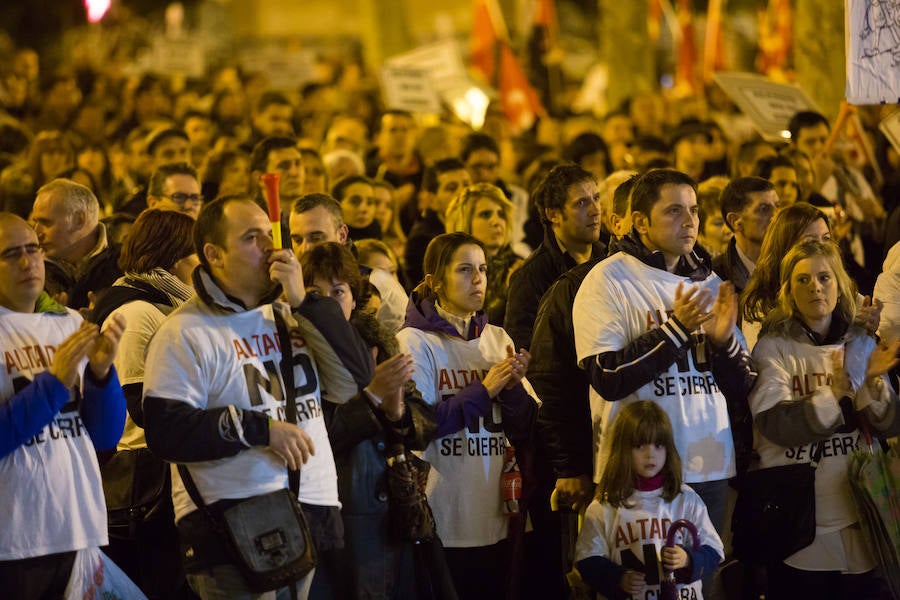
left=177, top=307, right=301, bottom=515
left=273, top=308, right=300, bottom=497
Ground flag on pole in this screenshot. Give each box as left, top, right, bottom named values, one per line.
left=756, top=0, right=793, bottom=81
left=674, top=0, right=699, bottom=95
left=470, top=0, right=546, bottom=132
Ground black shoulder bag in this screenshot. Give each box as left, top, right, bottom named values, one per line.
left=177, top=311, right=316, bottom=593
left=732, top=439, right=827, bottom=563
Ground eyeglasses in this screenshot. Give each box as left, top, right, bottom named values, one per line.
left=0, top=243, right=42, bottom=262
left=165, top=193, right=204, bottom=205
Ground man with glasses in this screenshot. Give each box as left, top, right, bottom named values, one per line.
left=0, top=211, right=128, bottom=600
left=147, top=162, right=204, bottom=219
left=30, top=178, right=122, bottom=309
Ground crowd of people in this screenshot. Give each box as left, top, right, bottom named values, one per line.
left=2, top=30, right=900, bottom=600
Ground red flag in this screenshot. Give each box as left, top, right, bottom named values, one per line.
left=499, top=43, right=545, bottom=132
left=756, top=0, right=793, bottom=80
left=470, top=0, right=545, bottom=132
left=674, top=0, right=698, bottom=94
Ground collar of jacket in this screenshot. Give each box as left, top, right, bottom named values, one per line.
left=541, top=225, right=607, bottom=266
left=193, top=265, right=282, bottom=313
left=617, top=230, right=713, bottom=282
left=790, top=313, right=853, bottom=346
left=402, top=291, right=489, bottom=340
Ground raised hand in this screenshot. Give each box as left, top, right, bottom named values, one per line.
left=866, top=339, right=900, bottom=380
left=481, top=361, right=513, bottom=399
left=368, top=352, right=415, bottom=420
left=269, top=249, right=305, bottom=307
left=49, top=321, right=101, bottom=388
left=673, top=282, right=714, bottom=332
left=87, top=313, right=126, bottom=380
left=856, top=296, right=883, bottom=337
left=703, top=281, right=738, bottom=346
left=503, top=345, right=531, bottom=390
left=830, top=350, right=852, bottom=400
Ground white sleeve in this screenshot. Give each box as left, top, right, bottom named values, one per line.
left=397, top=328, right=439, bottom=406
left=574, top=499, right=613, bottom=563
left=573, top=267, right=628, bottom=367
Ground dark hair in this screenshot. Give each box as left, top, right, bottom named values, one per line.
left=119, top=209, right=195, bottom=273
left=255, top=91, right=293, bottom=115
left=193, top=194, right=256, bottom=269
left=788, top=111, right=830, bottom=142
left=740, top=202, right=830, bottom=323
left=200, top=149, right=250, bottom=195
left=632, top=135, right=670, bottom=155
left=697, top=180, right=726, bottom=229
left=146, top=128, right=189, bottom=157
left=299, top=241, right=364, bottom=304
left=148, top=162, right=199, bottom=197
left=532, top=164, right=596, bottom=224
left=564, top=133, right=612, bottom=174
left=291, top=193, right=344, bottom=226
left=460, top=133, right=500, bottom=163
left=597, top=401, right=683, bottom=507
left=719, top=176, right=775, bottom=231
left=250, top=136, right=298, bottom=174
left=733, top=140, right=775, bottom=178
left=753, top=155, right=796, bottom=180
left=414, top=232, right=486, bottom=296
left=630, top=169, right=696, bottom=218
left=331, top=174, right=371, bottom=201
left=422, top=158, right=466, bottom=194
left=612, top=174, right=640, bottom=218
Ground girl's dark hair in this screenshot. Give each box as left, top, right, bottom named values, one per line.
left=413, top=232, right=485, bottom=298
left=299, top=241, right=364, bottom=303
left=597, top=401, right=683, bottom=508
left=118, top=209, right=196, bottom=273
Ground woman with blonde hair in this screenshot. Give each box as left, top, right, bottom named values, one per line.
left=444, top=183, right=524, bottom=325
left=747, top=239, right=900, bottom=599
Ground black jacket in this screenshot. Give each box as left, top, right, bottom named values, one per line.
left=504, top=227, right=606, bottom=351
left=531, top=257, right=603, bottom=479
left=712, top=237, right=751, bottom=295
left=44, top=244, right=122, bottom=310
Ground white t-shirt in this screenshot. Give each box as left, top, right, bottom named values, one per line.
left=143, top=299, right=339, bottom=521
left=573, top=253, right=736, bottom=483
left=749, top=328, right=889, bottom=572
left=575, top=485, right=723, bottom=600
left=397, top=322, right=538, bottom=548
left=0, top=308, right=108, bottom=560
left=110, top=299, right=167, bottom=450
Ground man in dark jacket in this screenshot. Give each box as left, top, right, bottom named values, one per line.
left=504, top=164, right=605, bottom=350
left=30, top=178, right=121, bottom=309
left=712, top=176, right=779, bottom=294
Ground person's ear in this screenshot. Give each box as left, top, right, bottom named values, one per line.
left=203, top=242, right=223, bottom=267
left=725, top=211, right=741, bottom=233
left=632, top=211, right=650, bottom=235
left=338, top=224, right=349, bottom=244
left=545, top=207, right=562, bottom=226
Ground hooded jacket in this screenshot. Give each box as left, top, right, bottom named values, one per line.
left=397, top=292, right=538, bottom=547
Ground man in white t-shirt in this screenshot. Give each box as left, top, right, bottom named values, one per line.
left=0, top=212, right=127, bottom=599
left=142, top=195, right=373, bottom=599
left=573, top=169, right=756, bottom=552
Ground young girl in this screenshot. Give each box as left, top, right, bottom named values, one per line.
left=575, top=401, right=724, bottom=599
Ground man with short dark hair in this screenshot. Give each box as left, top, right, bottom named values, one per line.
left=243, top=91, right=295, bottom=153
left=504, top=164, right=605, bottom=351
left=30, top=178, right=122, bottom=309
left=573, top=170, right=754, bottom=592
left=713, top=176, right=779, bottom=295
left=0, top=212, right=127, bottom=599
left=147, top=127, right=192, bottom=171
left=404, top=158, right=471, bottom=287
left=289, top=194, right=348, bottom=257
left=142, top=194, right=373, bottom=599
left=147, top=162, right=203, bottom=219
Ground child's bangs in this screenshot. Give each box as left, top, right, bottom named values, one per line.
left=631, top=411, right=669, bottom=447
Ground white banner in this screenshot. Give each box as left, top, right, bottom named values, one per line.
left=845, top=0, right=900, bottom=104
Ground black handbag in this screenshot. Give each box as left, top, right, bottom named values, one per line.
left=176, top=311, right=317, bottom=593
left=732, top=440, right=826, bottom=563
left=385, top=444, right=436, bottom=543
left=101, top=446, right=170, bottom=539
